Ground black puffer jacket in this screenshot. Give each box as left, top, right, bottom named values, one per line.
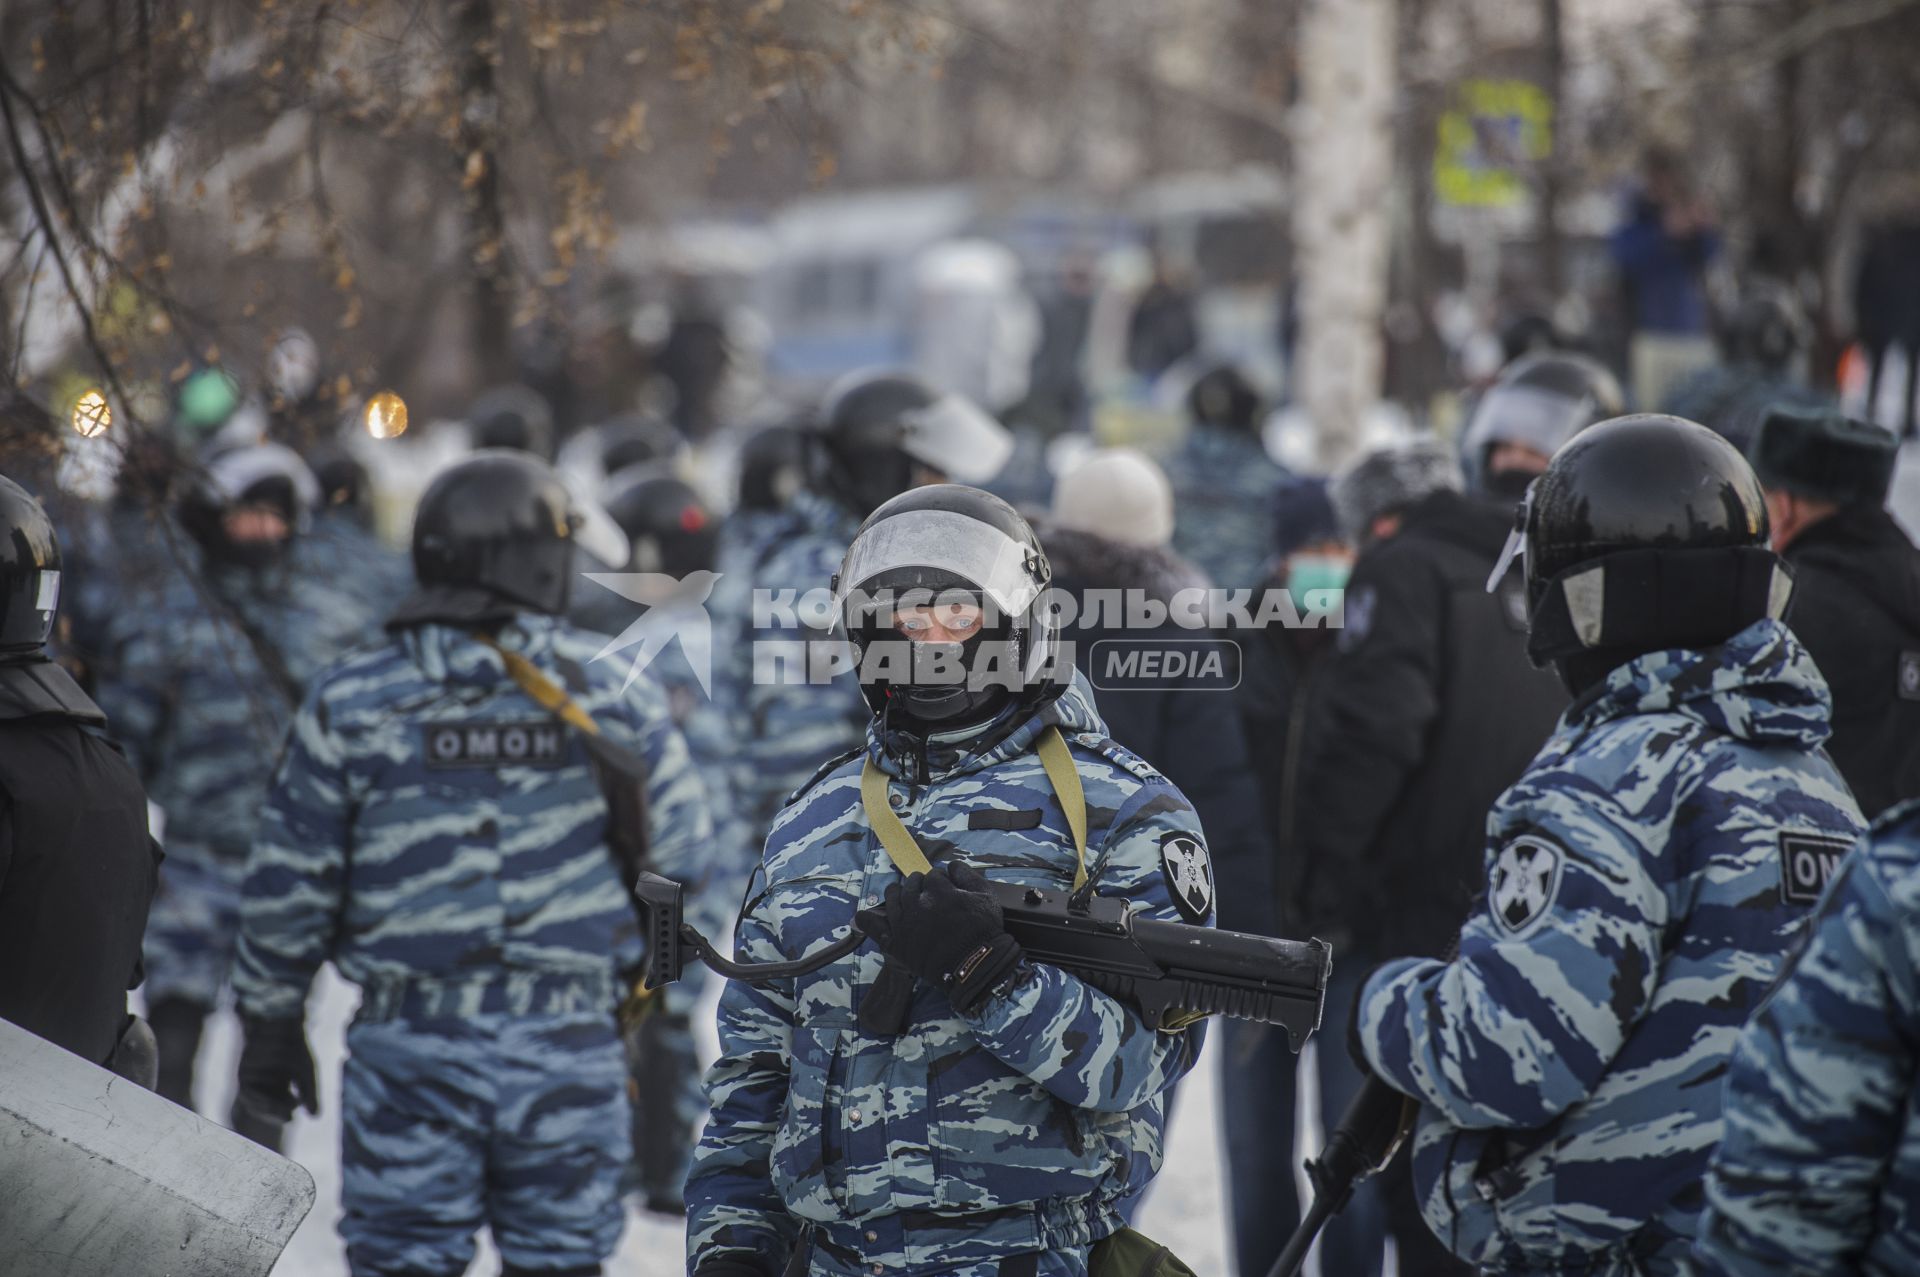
left=1784, top=503, right=1920, bottom=817
left=1037, top=523, right=1271, bottom=930
left=1294, top=489, right=1567, bottom=955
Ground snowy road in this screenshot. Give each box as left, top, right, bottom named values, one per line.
left=197, top=970, right=1237, bottom=1277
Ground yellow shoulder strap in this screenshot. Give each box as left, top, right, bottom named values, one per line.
left=860, top=724, right=1087, bottom=892
left=477, top=636, right=602, bottom=738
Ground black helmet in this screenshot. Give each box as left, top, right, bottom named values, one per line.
left=813, top=370, right=1013, bottom=518
left=1463, top=352, right=1624, bottom=496
left=0, top=475, right=61, bottom=656
left=177, top=442, right=321, bottom=569
left=1186, top=364, right=1263, bottom=434
left=601, top=469, right=719, bottom=578
left=467, top=384, right=556, bottom=459
left=737, top=423, right=807, bottom=514
left=1726, top=295, right=1804, bottom=374
left=1497, top=414, right=1790, bottom=689
left=410, top=450, right=624, bottom=618
left=834, top=484, right=1060, bottom=731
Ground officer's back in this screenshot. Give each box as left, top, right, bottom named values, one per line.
left=0, top=475, right=157, bottom=1072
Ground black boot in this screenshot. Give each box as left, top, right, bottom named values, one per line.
left=147, top=996, right=208, bottom=1110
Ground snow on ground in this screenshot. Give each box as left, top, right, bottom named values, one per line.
left=206, top=970, right=1236, bottom=1277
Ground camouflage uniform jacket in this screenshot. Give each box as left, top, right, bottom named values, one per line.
left=1356, top=618, right=1865, bottom=1274
left=1161, top=423, right=1286, bottom=592
left=1695, top=797, right=1920, bottom=1276
left=96, top=557, right=379, bottom=865
left=686, top=675, right=1211, bottom=1276
left=720, top=488, right=868, bottom=844
left=231, top=615, right=713, bottom=1021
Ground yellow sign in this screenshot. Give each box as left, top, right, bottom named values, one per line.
left=364, top=390, right=408, bottom=439
left=1434, top=79, right=1553, bottom=208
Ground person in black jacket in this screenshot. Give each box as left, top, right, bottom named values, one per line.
left=1751, top=404, right=1920, bottom=816
left=1227, top=474, right=1355, bottom=1277
left=0, top=473, right=159, bottom=1079
left=1299, top=439, right=1568, bottom=1275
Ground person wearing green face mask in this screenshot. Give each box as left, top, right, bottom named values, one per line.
left=1222, top=474, right=1364, bottom=1277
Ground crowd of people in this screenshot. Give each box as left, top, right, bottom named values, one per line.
left=1, top=264, right=1919, bottom=1277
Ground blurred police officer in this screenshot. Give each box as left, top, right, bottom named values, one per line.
left=1749, top=404, right=1920, bottom=817
left=0, top=475, right=158, bottom=1077
left=231, top=450, right=714, bottom=1277
left=688, top=485, right=1210, bottom=1277
left=1301, top=435, right=1568, bottom=1273
left=1354, top=415, right=1866, bottom=1273
left=94, top=442, right=376, bottom=1145
left=1162, top=363, right=1288, bottom=592
left=1462, top=351, right=1625, bottom=501
left=1695, top=797, right=1920, bottom=1275
left=720, top=370, right=1012, bottom=850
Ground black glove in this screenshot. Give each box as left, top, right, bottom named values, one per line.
left=856, top=861, right=1025, bottom=1014
left=237, top=1015, right=318, bottom=1122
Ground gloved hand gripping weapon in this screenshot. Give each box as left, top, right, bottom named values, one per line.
left=634, top=871, right=1332, bottom=1044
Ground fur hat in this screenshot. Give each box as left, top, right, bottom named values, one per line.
left=1749, top=404, right=1898, bottom=506
left=1330, top=438, right=1463, bottom=543
left=1051, top=447, right=1175, bottom=548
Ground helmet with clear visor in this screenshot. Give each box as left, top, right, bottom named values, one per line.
left=1462, top=352, right=1624, bottom=496
left=833, top=485, right=1059, bottom=729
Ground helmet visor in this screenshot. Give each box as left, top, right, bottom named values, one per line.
left=836, top=508, right=1044, bottom=625
left=897, top=396, right=1014, bottom=484
left=1464, top=385, right=1595, bottom=463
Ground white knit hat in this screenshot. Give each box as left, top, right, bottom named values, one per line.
left=1050, top=447, right=1175, bottom=548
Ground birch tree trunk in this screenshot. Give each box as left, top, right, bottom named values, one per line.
left=1290, top=0, right=1398, bottom=469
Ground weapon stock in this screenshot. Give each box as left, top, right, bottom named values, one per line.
left=633, top=871, right=1330, bottom=1046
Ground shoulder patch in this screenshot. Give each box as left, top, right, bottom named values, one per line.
left=1079, top=732, right=1165, bottom=785
left=1159, top=831, right=1214, bottom=923
left=1337, top=585, right=1377, bottom=653
left=1779, top=829, right=1855, bottom=905
left=783, top=745, right=867, bottom=809
left=1899, top=650, right=1920, bottom=702
left=1490, top=835, right=1564, bottom=934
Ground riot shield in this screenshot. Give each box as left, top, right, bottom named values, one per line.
left=0, top=1016, right=315, bottom=1275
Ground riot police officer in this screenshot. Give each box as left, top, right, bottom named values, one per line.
left=687, top=485, right=1210, bottom=1277
left=0, top=475, right=158, bottom=1076
left=1162, top=362, right=1288, bottom=591
left=94, top=441, right=376, bottom=1145
left=231, top=450, right=714, bottom=1277
left=1460, top=351, right=1624, bottom=500
left=1352, top=415, right=1866, bottom=1273
left=720, top=371, right=1011, bottom=852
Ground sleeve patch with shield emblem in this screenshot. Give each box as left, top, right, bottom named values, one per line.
left=1158, top=832, right=1214, bottom=923
left=1490, top=835, right=1565, bottom=934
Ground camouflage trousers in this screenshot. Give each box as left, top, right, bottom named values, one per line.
left=142, top=849, right=243, bottom=1006
left=340, top=1005, right=631, bottom=1275
left=797, top=1244, right=1091, bottom=1277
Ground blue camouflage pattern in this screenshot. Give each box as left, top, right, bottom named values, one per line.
left=687, top=673, right=1210, bottom=1277
left=719, top=488, right=868, bottom=847
left=297, top=510, right=412, bottom=623
left=1357, top=619, right=1865, bottom=1274
left=94, top=556, right=380, bottom=1005
left=1160, top=424, right=1287, bottom=591
left=232, top=613, right=714, bottom=1273
left=1695, top=797, right=1920, bottom=1277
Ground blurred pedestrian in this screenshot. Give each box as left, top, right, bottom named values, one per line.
left=1300, top=438, right=1567, bottom=1274
left=1126, top=249, right=1199, bottom=382
left=1662, top=295, right=1829, bottom=451
left=1356, top=416, right=1865, bottom=1273
left=94, top=443, right=379, bottom=1148
left=1694, top=797, right=1920, bottom=1275
left=1163, top=363, right=1289, bottom=592
left=1750, top=404, right=1920, bottom=816
left=1223, top=474, right=1353, bottom=1277
left=231, top=451, right=714, bottom=1277
left=1610, top=147, right=1720, bottom=409
left=0, top=475, right=159, bottom=1083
